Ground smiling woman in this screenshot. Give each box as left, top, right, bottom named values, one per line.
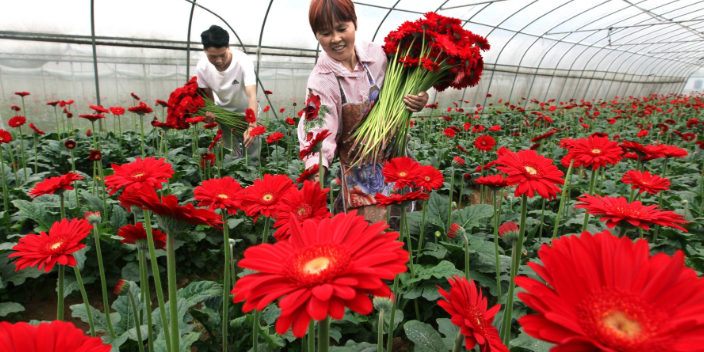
left=299, top=0, right=428, bottom=224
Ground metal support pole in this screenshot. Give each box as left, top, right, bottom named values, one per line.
left=90, top=0, right=101, bottom=105
left=186, top=0, right=197, bottom=81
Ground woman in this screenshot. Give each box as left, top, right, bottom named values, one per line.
left=298, top=0, right=428, bottom=223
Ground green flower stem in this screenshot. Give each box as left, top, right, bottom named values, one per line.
left=581, top=169, right=599, bottom=232
left=222, top=211, right=231, bottom=352
left=492, top=193, right=501, bottom=299
left=93, top=224, right=116, bottom=337
left=97, top=161, right=109, bottom=222
left=70, top=150, right=79, bottom=208
left=139, top=251, right=155, bottom=352
left=60, top=193, right=66, bottom=219
left=18, top=126, right=27, bottom=181
left=57, top=265, right=65, bottom=321
left=386, top=276, right=399, bottom=352
left=377, top=309, right=385, bottom=352
left=318, top=317, right=330, bottom=352
left=501, top=194, right=528, bottom=345
left=32, top=134, right=38, bottom=174
left=166, top=232, right=180, bottom=352
left=74, top=265, right=96, bottom=337
left=537, top=198, right=546, bottom=241
left=128, top=289, right=146, bottom=352
left=140, top=115, right=146, bottom=157
left=401, top=207, right=420, bottom=321
left=118, top=116, right=124, bottom=158
left=0, top=146, right=7, bottom=212
left=447, top=165, right=455, bottom=233
left=51, top=104, right=60, bottom=140
left=415, top=200, right=428, bottom=257
left=308, top=321, right=315, bottom=352
left=253, top=310, right=260, bottom=352
left=7, top=143, right=18, bottom=185
left=452, top=330, right=463, bottom=352
left=143, top=211, right=171, bottom=352
left=458, top=179, right=464, bottom=209
left=461, top=232, right=470, bottom=280
left=552, top=160, right=575, bottom=239
left=319, top=152, right=324, bottom=188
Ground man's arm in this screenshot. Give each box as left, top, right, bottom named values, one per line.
left=199, top=88, right=216, bottom=123
left=242, top=85, right=258, bottom=148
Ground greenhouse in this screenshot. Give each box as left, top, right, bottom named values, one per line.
left=0, top=0, right=703, bottom=351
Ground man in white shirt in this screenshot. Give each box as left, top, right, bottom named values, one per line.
left=197, top=25, right=259, bottom=160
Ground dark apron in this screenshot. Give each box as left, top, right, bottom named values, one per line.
left=333, top=63, right=392, bottom=224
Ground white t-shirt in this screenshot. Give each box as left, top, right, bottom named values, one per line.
left=196, top=50, right=257, bottom=113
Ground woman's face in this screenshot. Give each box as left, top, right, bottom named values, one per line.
left=316, top=20, right=356, bottom=63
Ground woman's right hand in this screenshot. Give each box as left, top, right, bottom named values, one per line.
left=204, top=111, right=215, bottom=123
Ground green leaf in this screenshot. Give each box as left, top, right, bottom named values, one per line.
left=409, top=260, right=463, bottom=284
left=420, top=242, right=447, bottom=259
left=510, top=328, right=554, bottom=352
left=403, top=320, right=447, bottom=352
left=0, top=242, right=17, bottom=251
left=101, top=333, right=129, bottom=352
left=70, top=303, right=115, bottom=333
left=121, top=261, right=141, bottom=282
left=12, top=200, right=51, bottom=231
left=228, top=218, right=245, bottom=229
left=452, top=204, right=494, bottom=229
left=112, top=281, right=142, bottom=336
left=0, top=253, right=46, bottom=289
left=177, top=280, right=222, bottom=308
left=80, top=191, right=104, bottom=212
left=110, top=205, right=129, bottom=231
left=426, top=191, right=450, bottom=231
left=57, top=271, right=96, bottom=298
left=330, top=341, right=378, bottom=352
left=0, top=302, right=24, bottom=317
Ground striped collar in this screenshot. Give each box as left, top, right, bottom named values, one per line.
left=316, top=40, right=375, bottom=74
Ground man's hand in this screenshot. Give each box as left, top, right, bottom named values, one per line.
left=204, top=111, right=215, bottom=124
left=243, top=124, right=256, bottom=148
left=404, top=91, right=429, bottom=112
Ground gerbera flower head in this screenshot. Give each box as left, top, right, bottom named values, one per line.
left=446, top=223, right=464, bottom=239
left=29, top=123, right=44, bottom=135
left=621, top=141, right=665, bottom=161
left=498, top=221, right=519, bottom=244
left=286, top=118, right=296, bottom=125
left=9, top=218, right=91, bottom=272
left=64, top=140, right=76, bottom=149
left=232, top=210, right=408, bottom=337
left=8, top=116, right=26, bottom=128
left=109, top=107, right=125, bottom=115
left=621, top=170, right=670, bottom=195
left=452, top=156, right=465, bottom=166
left=530, top=129, right=556, bottom=142
left=0, top=129, right=13, bottom=144
left=496, top=150, right=565, bottom=200
left=249, top=126, right=266, bottom=137
left=121, top=187, right=223, bottom=234
left=117, top=222, right=167, bottom=250
left=155, top=99, right=169, bottom=107
left=203, top=122, right=218, bottom=129
left=416, top=165, right=444, bottom=191
left=245, top=108, right=257, bottom=123
left=105, top=157, right=173, bottom=196
left=296, top=164, right=319, bottom=184
left=444, top=127, right=456, bottom=138
left=194, top=176, right=244, bottom=215
left=79, top=114, right=105, bottom=123
left=374, top=190, right=430, bottom=207
left=267, top=132, right=284, bottom=144
left=88, top=149, right=102, bottom=161
left=10, top=105, right=21, bottom=111
left=273, top=180, right=332, bottom=241
left=517, top=230, right=704, bottom=352
left=474, top=135, right=496, bottom=152
left=84, top=211, right=102, bottom=225
left=575, top=193, right=688, bottom=231
left=474, top=174, right=510, bottom=190
left=565, top=136, right=623, bottom=170
left=0, top=321, right=110, bottom=352
left=131, top=92, right=140, bottom=100
left=661, top=145, right=688, bottom=158
left=114, top=279, right=131, bottom=296
left=29, top=172, right=84, bottom=199
left=89, top=105, right=109, bottom=114
left=200, top=153, right=216, bottom=168
left=242, top=174, right=295, bottom=222
left=299, top=129, right=331, bottom=160
left=438, top=276, right=509, bottom=352
left=127, top=102, right=153, bottom=115
left=14, top=92, right=30, bottom=97
left=382, top=157, right=421, bottom=189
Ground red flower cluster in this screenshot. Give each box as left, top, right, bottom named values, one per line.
left=128, top=102, right=153, bottom=115
left=496, top=150, right=565, bottom=200
left=117, top=223, right=167, bottom=250
left=10, top=218, right=92, bottom=272
left=272, top=180, right=331, bottom=241
left=194, top=176, right=244, bottom=215
left=8, top=116, right=26, bottom=128
left=473, top=135, right=496, bottom=152
left=105, top=157, right=173, bottom=195
left=561, top=136, right=623, bottom=170
left=267, top=131, right=284, bottom=143
left=29, top=172, right=84, bottom=199
left=166, top=76, right=206, bottom=130
left=621, top=170, right=670, bottom=195
left=575, top=193, right=687, bottom=231
left=0, top=321, right=110, bottom=352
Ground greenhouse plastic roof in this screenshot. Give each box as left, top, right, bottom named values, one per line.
left=1, top=0, right=703, bottom=109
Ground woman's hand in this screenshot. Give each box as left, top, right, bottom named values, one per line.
left=404, top=91, right=429, bottom=112
left=243, top=124, right=256, bottom=148
left=204, top=111, right=215, bottom=124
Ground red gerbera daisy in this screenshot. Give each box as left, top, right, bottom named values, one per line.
left=131, top=92, right=140, bottom=100
left=661, top=144, right=689, bottom=158
left=8, top=116, right=26, bottom=128
left=621, top=170, right=670, bottom=195
left=28, top=123, right=44, bottom=135
left=416, top=165, right=444, bottom=191
left=200, top=153, right=216, bottom=168
left=120, top=187, right=223, bottom=234
left=273, top=180, right=332, bottom=241
left=382, top=157, right=421, bottom=189
left=474, top=135, right=496, bottom=152
left=79, top=114, right=106, bottom=123
left=621, top=141, right=665, bottom=161
left=0, top=129, right=12, bottom=144
left=444, top=128, right=456, bottom=138
left=241, top=174, right=294, bottom=222
left=438, top=276, right=509, bottom=352
left=105, top=157, right=173, bottom=196
left=29, top=172, right=84, bottom=199
left=194, top=176, right=244, bottom=215
left=88, top=150, right=102, bottom=161
left=0, top=321, right=110, bottom=352
left=232, top=210, right=408, bottom=337
left=267, top=132, right=284, bottom=144
left=64, top=140, right=76, bottom=149
left=245, top=108, right=257, bottom=123
left=575, top=193, right=687, bottom=231
left=530, top=130, right=556, bottom=142
left=155, top=99, right=169, bottom=107
left=496, top=150, right=565, bottom=200
left=14, top=92, right=30, bottom=97
left=374, top=190, right=430, bottom=207
left=474, top=174, right=510, bottom=190
left=564, top=136, right=623, bottom=170
left=299, top=129, right=331, bottom=160
left=249, top=126, right=266, bottom=137
left=10, top=105, right=20, bottom=112
left=116, top=223, right=167, bottom=250
left=286, top=118, right=296, bottom=125
left=203, top=122, right=218, bottom=129
left=9, top=218, right=91, bottom=272
left=89, top=105, right=109, bottom=114
left=128, top=102, right=153, bottom=115
left=517, top=230, right=704, bottom=352
left=296, top=164, right=319, bottom=184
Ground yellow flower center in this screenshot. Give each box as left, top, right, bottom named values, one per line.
left=50, top=242, right=63, bottom=250
left=398, top=171, right=407, bottom=177
left=298, top=207, right=307, bottom=216
left=132, top=172, right=145, bottom=178
left=424, top=176, right=431, bottom=181
left=262, top=194, right=274, bottom=202
left=525, top=166, right=537, bottom=175
left=218, top=194, right=228, bottom=199
left=303, top=257, right=330, bottom=275
left=592, top=148, right=602, bottom=154
left=602, top=311, right=642, bottom=340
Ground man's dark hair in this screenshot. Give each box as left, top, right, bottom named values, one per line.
left=201, top=25, right=229, bottom=49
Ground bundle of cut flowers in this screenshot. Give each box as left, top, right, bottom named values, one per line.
left=167, top=76, right=249, bottom=134
left=351, top=12, right=489, bottom=164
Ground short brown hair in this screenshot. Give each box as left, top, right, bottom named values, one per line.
left=309, top=0, right=357, bottom=34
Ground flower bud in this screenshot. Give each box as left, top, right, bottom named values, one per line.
left=435, top=231, right=442, bottom=238
left=452, top=156, right=465, bottom=166
left=84, top=211, right=102, bottom=226
left=447, top=223, right=465, bottom=239
left=373, top=294, right=394, bottom=313
left=113, top=279, right=130, bottom=296
left=499, top=221, right=519, bottom=245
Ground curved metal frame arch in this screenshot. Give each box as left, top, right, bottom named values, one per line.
left=186, top=0, right=197, bottom=81
left=256, top=0, right=279, bottom=119
left=372, top=0, right=402, bottom=42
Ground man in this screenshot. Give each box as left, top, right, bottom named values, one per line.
left=197, top=25, right=259, bottom=160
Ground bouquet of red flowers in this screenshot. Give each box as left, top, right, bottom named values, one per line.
left=167, top=77, right=249, bottom=134
left=351, top=12, right=489, bottom=164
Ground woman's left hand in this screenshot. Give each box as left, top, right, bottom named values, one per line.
left=404, top=91, right=429, bottom=112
